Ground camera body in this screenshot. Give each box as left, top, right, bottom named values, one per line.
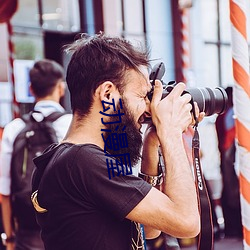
left=147, top=62, right=228, bottom=116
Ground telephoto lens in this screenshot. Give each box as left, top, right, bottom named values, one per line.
left=187, top=87, right=228, bottom=116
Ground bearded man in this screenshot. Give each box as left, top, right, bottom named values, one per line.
left=31, top=33, right=201, bottom=250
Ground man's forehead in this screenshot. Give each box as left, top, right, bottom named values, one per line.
left=138, top=66, right=151, bottom=91
left=138, top=65, right=148, bottom=77
left=122, top=66, right=151, bottom=93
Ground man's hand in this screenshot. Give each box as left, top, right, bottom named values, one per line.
left=1, top=195, right=15, bottom=250
left=6, top=242, right=15, bottom=250
left=150, top=80, right=194, bottom=139
left=192, top=102, right=205, bottom=126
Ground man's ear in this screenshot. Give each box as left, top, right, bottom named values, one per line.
left=58, top=81, right=66, bottom=98
left=96, top=81, right=117, bottom=102
left=29, top=83, right=35, bottom=97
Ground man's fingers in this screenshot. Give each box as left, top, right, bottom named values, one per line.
left=192, top=102, right=205, bottom=124
left=151, top=80, right=163, bottom=107
left=167, top=82, right=186, bottom=99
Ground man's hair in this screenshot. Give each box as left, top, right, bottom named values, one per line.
left=65, top=32, right=150, bottom=116
left=29, top=59, right=64, bottom=98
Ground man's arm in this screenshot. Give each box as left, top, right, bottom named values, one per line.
left=0, top=120, right=23, bottom=250
left=140, top=126, right=161, bottom=239
left=1, top=195, right=15, bottom=250
left=126, top=81, right=200, bottom=238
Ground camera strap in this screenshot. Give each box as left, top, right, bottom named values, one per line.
left=192, top=122, right=214, bottom=250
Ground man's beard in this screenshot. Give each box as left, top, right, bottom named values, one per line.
left=103, top=100, right=143, bottom=167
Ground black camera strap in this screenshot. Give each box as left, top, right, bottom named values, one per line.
left=192, top=118, right=214, bottom=250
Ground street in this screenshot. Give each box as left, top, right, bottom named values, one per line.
left=182, top=237, right=243, bottom=250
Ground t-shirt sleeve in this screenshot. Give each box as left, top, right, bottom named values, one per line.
left=74, top=145, right=152, bottom=220
left=0, top=119, right=25, bottom=195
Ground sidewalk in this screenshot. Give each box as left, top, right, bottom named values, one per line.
left=181, top=237, right=243, bottom=250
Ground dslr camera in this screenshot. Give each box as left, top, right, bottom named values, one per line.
left=147, top=62, right=228, bottom=116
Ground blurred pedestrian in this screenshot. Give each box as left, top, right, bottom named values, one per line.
left=215, top=86, right=242, bottom=238
left=0, top=59, right=72, bottom=250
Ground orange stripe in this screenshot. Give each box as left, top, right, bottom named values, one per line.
left=182, top=34, right=188, bottom=41
left=182, top=62, right=189, bottom=69
left=239, top=173, right=250, bottom=204
left=181, top=9, right=187, bottom=16
left=243, top=226, right=250, bottom=245
left=233, top=59, right=250, bottom=97
left=182, top=22, right=188, bottom=30
left=230, top=0, right=247, bottom=39
left=235, top=119, right=250, bottom=151
left=182, top=49, right=189, bottom=56
left=181, top=49, right=189, bottom=57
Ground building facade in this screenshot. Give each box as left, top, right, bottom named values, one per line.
left=0, top=0, right=250, bottom=124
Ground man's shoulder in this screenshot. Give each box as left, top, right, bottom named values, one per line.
left=63, top=144, right=107, bottom=171
left=2, top=118, right=26, bottom=140
left=46, top=143, right=105, bottom=161
left=4, top=117, right=25, bottom=128
left=35, top=144, right=105, bottom=180
left=73, top=144, right=105, bottom=159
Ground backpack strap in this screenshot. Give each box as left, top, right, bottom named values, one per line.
left=43, top=111, right=66, bottom=123
left=39, top=111, right=66, bottom=144
left=21, top=110, right=66, bottom=123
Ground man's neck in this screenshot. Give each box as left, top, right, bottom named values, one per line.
left=62, top=114, right=104, bottom=149
left=35, top=95, right=60, bottom=103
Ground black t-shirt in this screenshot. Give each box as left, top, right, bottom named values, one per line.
left=33, top=143, right=152, bottom=250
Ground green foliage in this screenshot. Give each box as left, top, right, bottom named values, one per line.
left=14, top=39, right=36, bottom=60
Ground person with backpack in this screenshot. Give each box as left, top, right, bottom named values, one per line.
left=0, top=59, right=72, bottom=250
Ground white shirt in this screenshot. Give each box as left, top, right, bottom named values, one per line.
left=0, top=100, right=72, bottom=196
